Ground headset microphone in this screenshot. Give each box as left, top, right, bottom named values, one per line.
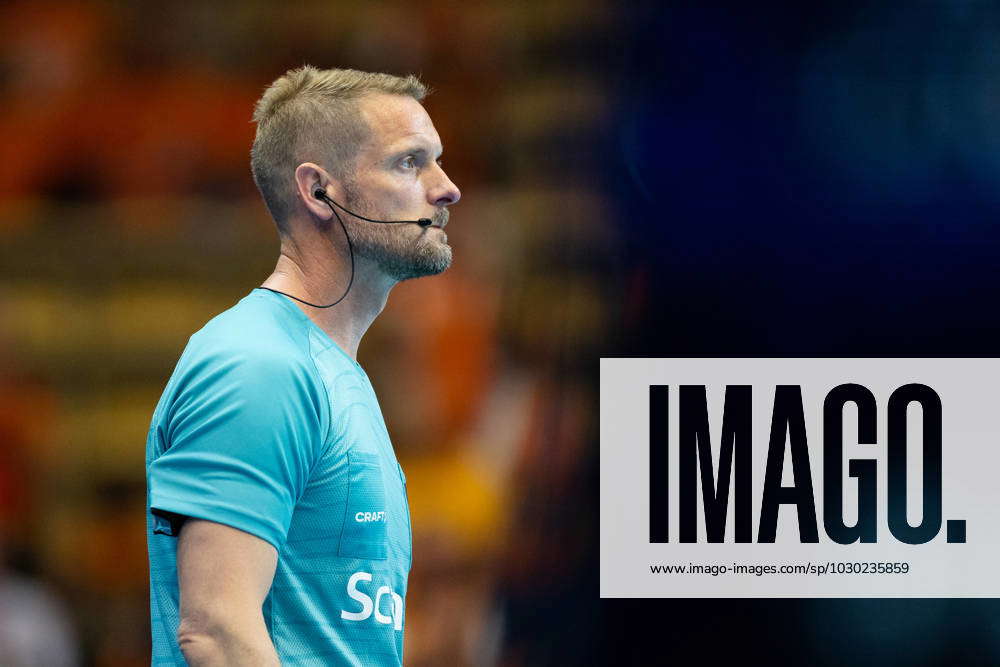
left=313, top=189, right=432, bottom=227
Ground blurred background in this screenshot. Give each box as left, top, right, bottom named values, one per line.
left=0, top=0, right=610, bottom=665
left=3, top=0, right=1000, bottom=665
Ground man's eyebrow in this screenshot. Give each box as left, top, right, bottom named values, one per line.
left=389, top=146, right=444, bottom=160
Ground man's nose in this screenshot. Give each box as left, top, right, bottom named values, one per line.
left=428, top=165, right=461, bottom=207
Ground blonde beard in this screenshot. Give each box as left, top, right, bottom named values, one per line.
left=341, top=184, right=452, bottom=281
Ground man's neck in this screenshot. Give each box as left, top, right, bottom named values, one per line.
left=261, top=239, right=395, bottom=361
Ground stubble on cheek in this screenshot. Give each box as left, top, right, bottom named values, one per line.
left=346, top=207, right=453, bottom=280
left=339, top=177, right=453, bottom=279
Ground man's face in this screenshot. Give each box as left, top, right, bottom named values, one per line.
left=338, top=92, right=461, bottom=282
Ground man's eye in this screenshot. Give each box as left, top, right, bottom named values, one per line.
left=400, top=156, right=417, bottom=169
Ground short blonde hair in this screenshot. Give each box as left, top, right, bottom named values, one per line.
left=250, top=65, right=427, bottom=229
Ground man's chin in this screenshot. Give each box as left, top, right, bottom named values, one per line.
left=408, top=253, right=453, bottom=280
left=384, top=246, right=452, bottom=281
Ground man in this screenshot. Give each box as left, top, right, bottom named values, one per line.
left=145, top=66, right=461, bottom=666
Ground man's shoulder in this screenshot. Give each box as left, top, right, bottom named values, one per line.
left=194, top=290, right=308, bottom=350
left=181, top=291, right=320, bottom=381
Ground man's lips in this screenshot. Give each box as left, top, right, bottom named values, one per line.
left=430, top=210, right=449, bottom=228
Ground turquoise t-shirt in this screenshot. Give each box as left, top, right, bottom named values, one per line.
left=146, top=288, right=412, bottom=666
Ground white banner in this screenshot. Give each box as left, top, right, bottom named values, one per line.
left=600, top=358, right=991, bottom=597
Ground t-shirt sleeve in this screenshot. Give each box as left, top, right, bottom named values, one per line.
left=148, top=345, right=327, bottom=550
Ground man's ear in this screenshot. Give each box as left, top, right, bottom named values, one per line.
left=294, top=162, right=338, bottom=220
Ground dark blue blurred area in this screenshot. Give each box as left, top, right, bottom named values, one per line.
left=601, top=2, right=1000, bottom=664
left=610, top=0, right=1000, bottom=358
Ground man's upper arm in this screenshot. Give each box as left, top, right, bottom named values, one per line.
left=149, top=346, right=328, bottom=550
left=177, top=519, right=278, bottom=633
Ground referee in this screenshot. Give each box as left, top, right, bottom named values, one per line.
left=145, top=66, right=460, bottom=665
